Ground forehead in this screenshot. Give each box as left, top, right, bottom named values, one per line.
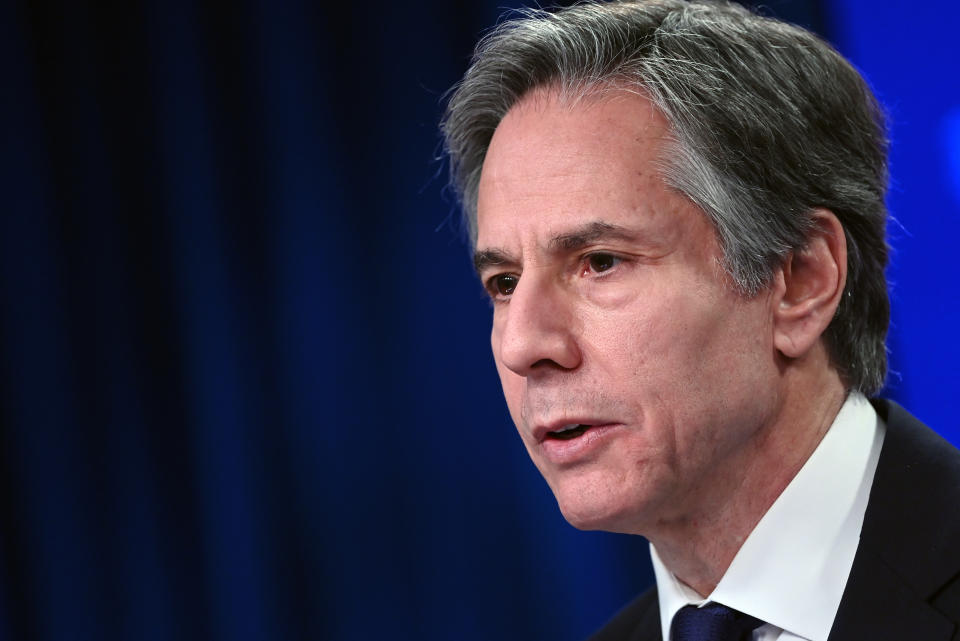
left=476, top=87, right=685, bottom=250
left=494, top=84, right=667, bottom=141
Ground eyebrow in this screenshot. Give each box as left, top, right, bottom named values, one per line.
left=473, top=220, right=639, bottom=275
left=473, top=248, right=514, bottom=276
left=549, top=221, right=638, bottom=251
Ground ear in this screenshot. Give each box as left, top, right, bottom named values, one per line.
left=772, top=209, right=847, bottom=359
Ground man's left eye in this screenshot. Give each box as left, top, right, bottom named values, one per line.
left=585, top=253, right=620, bottom=274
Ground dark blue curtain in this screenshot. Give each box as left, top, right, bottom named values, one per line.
left=1, top=1, right=956, bottom=640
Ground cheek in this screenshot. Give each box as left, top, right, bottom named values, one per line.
left=582, top=279, right=641, bottom=309
left=584, top=285, right=772, bottom=423
left=582, top=289, right=704, bottom=377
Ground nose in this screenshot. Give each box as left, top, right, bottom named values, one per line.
left=494, top=272, right=581, bottom=376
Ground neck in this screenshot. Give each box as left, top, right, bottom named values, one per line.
left=647, top=362, right=847, bottom=597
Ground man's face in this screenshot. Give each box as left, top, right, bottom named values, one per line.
left=475, top=89, right=782, bottom=534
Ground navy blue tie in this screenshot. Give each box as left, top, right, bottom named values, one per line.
left=671, top=602, right=764, bottom=641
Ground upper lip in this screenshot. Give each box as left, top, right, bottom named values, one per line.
left=531, top=418, right=616, bottom=443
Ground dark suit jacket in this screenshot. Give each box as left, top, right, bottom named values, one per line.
left=588, top=399, right=960, bottom=641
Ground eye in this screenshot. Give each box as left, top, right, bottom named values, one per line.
left=488, top=273, right=519, bottom=298
left=585, top=252, right=620, bottom=274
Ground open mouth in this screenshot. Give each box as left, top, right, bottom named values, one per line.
left=547, top=424, right=592, bottom=440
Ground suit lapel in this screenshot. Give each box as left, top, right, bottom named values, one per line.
left=829, top=546, right=954, bottom=640
left=627, top=598, right=661, bottom=641
left=828, top=400, right=960, bottom=640
left=588, top=587, right=663, bottom=641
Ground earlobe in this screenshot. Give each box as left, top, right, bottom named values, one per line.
left=772, top=209, right=847, bottom=359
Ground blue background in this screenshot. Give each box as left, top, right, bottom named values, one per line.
left=0, top=1, right=957, bottom=639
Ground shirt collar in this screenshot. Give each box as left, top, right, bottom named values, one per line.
left=651, top=393, right=885, bottom=641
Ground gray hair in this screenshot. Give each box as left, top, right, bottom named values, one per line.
left=441, top=0, right=890, bottom=395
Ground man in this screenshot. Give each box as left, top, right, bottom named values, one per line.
left=441, top=1, right=960, bottom=640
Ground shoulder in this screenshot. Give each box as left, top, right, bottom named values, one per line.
left=867, top=398, right=960, bottom=545
left=870, top=398, right=960, bottom=590
left=865, top=398, right=960, bottom=587
left=873, top=398, right=960, bottom=473
left=829, top=399, right=960, bottom=638
left=586, top=585, right=661, bottom=641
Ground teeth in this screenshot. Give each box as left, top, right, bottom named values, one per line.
left=547, top=423, right=591, bottom=440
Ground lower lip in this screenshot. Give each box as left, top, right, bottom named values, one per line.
left=539, top=424, right=623, bottom=465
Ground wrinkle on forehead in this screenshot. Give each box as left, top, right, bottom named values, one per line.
left=475, top=84, right=723, bottom=279
left=479, top=85, right=673, bottom=202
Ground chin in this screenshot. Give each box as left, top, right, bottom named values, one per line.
left=557, top=500, right=641, bottom=534
left=551, top=477, right=650, bottom=534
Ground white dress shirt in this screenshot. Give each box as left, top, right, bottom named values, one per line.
left=650, top=393, right=886, bottom=641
